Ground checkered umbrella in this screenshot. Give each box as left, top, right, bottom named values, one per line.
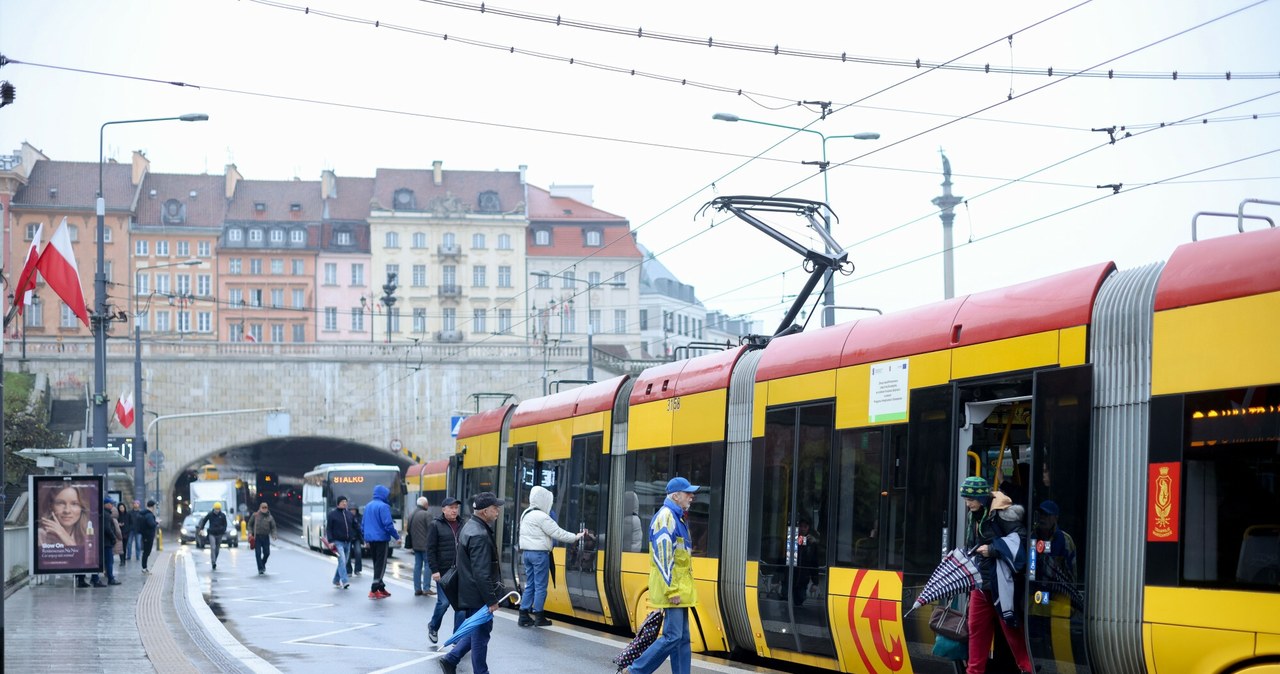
left=905, top=547, right=984, bottom=616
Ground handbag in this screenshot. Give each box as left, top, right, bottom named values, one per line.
left=248, top=534, right=256, bottom=549
left=928, top=596, right=969, bottom=642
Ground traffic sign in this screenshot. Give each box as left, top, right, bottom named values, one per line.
left=451, top=416, right=465, bottom=438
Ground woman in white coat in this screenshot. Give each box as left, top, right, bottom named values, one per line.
left=517, top=485, right=584, bottom=627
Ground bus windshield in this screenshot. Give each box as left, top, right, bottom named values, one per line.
left=331, top=470, right=402, bottom=519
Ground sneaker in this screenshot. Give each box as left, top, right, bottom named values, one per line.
left=91, top=581, right=107, bottom=588
left=428, top=627, right=439, bottom=644
left=334, top=581, right=342, bottom=588
left=377, top=589, right=391, bottom=598
left=425, top=588, right=436, bottom=596
left=368, top=591, right=382, bottom=599
left=108, top=579, right=122, bottom=586
left=76, top=578, right=91, bottom=588
left=342, top=583, right=350, bottom=589
left=438, top=658, right=457, bottom=674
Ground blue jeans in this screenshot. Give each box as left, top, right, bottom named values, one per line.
left=332, top=541, right=350, bottom=585
left=443, top=607, right=493, bottom=674
left=429, top=579, right=465, bottom=632
left=630, top=607, right=691, bottom=674
left=520, top=550, right=551, bottom=612
left=127, top=532, right=142, bottom=560
left=413, top=550, right=431, bottom=592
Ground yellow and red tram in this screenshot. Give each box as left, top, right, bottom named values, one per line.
left=450, top=225, right=1280, bottom=674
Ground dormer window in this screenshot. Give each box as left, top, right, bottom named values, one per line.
left=478, top=190, right=501, bottom=213
left=290, top=229, right=305, bottom=243
left=393, top=188, right=415, bottom=210
left=270, top=229, right=285, bottom=243
left=335, top=230, right=352, bottom=246
left=289, top=203, right=302, bottom=212
left=228, top=228, right=243, bottom=242
left=254, top=202, right=266, bottom=212
left=249, top=229, right=263, bottom=242
left=584, top=229, right=602, bottom=247
left=534, top=229, right=551, bottom=246
left=162, top=199, right=186, bottom=225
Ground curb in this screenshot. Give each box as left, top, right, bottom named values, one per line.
left=178, top=547, right=281, bottom=674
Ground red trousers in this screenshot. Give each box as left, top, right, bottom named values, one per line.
left=966, top=588, right=1031, bottom=674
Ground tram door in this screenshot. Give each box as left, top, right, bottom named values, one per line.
left=754, top=402, right=837, bottom=658
left=563, top=433, right=607, bottom=615
left=1025, top=365, right=1092, bottom=672
left=507, top=442, right=539, bottom=592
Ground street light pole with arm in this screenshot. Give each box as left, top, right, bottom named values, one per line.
left=94, top=114, right=206, bottom=471
left=712, top=112, right=878, bottom=328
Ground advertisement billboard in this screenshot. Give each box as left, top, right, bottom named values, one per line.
left=30, top=475, right=104, bottom=575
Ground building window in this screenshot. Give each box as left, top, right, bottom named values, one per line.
left=585, top=230, right=602, bottom=246
left=442, top=308, right=456, bottom=332
left=229, top=323, right=242, bottom=342
left=473, top=308, right=487, bottom=333
left=292, top=259, right=305, bottom=275
left=250, top=258, right=263, bottom=275
left=269, top=229, right=284, bottom=244
left=352, top=307, right=364, bottom=331
left=197, top=312, right=212, bottom=333
left=177, top=311, right=191, bottom=334
left=498, top=308, right=512, bottom=334
left=135, top=240, right=149, bottom=256
left=292, top=324, right=305, bottom=342
left=324, top=263, right=338, bottom=285
left=393, top=188, right=415, bottom=210
left=588, top=271, right=601, bottom=286
left=60, top=303, right=79, bottom=328
left=472, top=233, right=486, bottom=249
left=249, top=323, right=263, bottom=342
left=270, top=288, right=284, bottom=308
left=324, top=307, right=338, bottom=331
left=291, top=229, right=305, bottom=244
left=385, top=231, right=400, bottom=248
left=292, top=289, right=305, bottom=309
left=335, top=230, right=352, bottom=245
left=535, top=272, right=550, bottom=289
left=562, top=271, right=575, bottom=289
left=25, top=296, right=42, bottom=327
left=177, top=241, right=190, bottom=257
left=612, top=272, right=625, bottom=286
left=389, top=308, right=401, bottom=333
left=271, top=258, right=284, bottom=275
left=534, top=230, right=550, bottom=246
left=614, top=310, right=627, bottom=334
left=198, top=274, right=211, bottom=297
left=386, top=264, right=399, bottom=285
left=228, top=229, right=243, bottom=243
left=412, top=232, right=427, bottom=248
left=412, top=265, right=427, bottom=287
left=227, top=258, right=241, bottom=275
left=155, top=240, right=169, bottom=256
left=198, top=241, right=211, bottom=257
left=442, top=266, right=456, bottom=287
left=413, top=308, right=427, bottom=334
left=473, top=265, right=486, bottom=287
left=271, top=324, right=284, bottom=342
left=443, top=232, right=457, bottom=249
left=498, top=266, right=512, bottom=288
left=498, top=233, right=512, bottom=250
left=229, top=289, right=244, bottom=306
left=156, top=311, right=171, bottom=333
left=26, top=223, right=39, bottom=241
left=156, top=274, right=171, bottom=295
left=477, top=190, right=501, bottom=213
left=351, top=263, right=365, bottom=286
left=564, top=307, right=576, bottom=334
left=639, top=309, right=648, bottom=330
left=101, top=228, right=112, bottom=243
left=136, top=273, right=150, bottom=296
left=589, top=309, right=601, bottom=335
left=249, top=229, right=263, bottom=242
left=176, top=274, right=192, bottom=295
left=67, top=225, right=79, bottom=242
left=250, top=289, right=263, bottom=308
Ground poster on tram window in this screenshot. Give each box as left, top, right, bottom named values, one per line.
left=30, top=475, right=104, bottom=575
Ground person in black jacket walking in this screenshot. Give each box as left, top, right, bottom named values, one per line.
left=198, top=502, right=230, bottom=570
left=438, top=492, right=505, bottom=674
left=138, top=500, right=159, bottom=574
left=426, top=496, right=466, bottom=643
left=326, top=495, right=357, bottom=589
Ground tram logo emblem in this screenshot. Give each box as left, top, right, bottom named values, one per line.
left=848, top=570, right=905, bottom=673
left=1146, top=462, right=1181, bottom=542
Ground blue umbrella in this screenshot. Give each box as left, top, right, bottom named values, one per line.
left=439, top=591, right=521, bottom=650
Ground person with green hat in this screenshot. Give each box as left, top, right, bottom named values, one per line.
left=961, top=476, right=1032, bottom=674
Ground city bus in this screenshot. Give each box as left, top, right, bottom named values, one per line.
left=301, top=463, right=404, bottom=552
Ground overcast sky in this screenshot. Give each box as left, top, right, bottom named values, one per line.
left=3, top=0, right=1277, bottom=329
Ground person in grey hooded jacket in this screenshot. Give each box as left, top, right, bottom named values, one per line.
left=516, top=485, right=583, bottom=627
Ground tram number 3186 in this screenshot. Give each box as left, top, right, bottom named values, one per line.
left=667, top=397, right=681, bottom=411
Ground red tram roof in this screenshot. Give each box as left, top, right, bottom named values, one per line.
left=455, top=404, right=513, bottom=441
left=630, top=346, right=749, bottom=404
left=510, top=376, right=630, bottom=428
left=405, top=459, right=449, bottom=478
left=1155, top=226, right=1280, bottom=311
left=757, top=263, right=1114, bottom=380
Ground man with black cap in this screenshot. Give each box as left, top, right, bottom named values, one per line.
left=326, top=495, right=357, bottom=589
left=427, top=496, right=466, bottom=643
left=438, top=492, right=505, bottom=674
left=138, top=499, right=159, bottom=574
left=623, top=477, right=701, bottom=674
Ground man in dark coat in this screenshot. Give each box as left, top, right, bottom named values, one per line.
left=138, top=500, right=159, bottom=574
left=326, top=495, right=357, bottom=589
left=438, top=492, right=505, bottom=674
left=197, top=502, right=230, bottom=570
left=426, top=496, right=466, bottom=643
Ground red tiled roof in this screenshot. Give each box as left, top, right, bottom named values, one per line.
left=13, top=161, right=136, bottom=211
left=326, top=176, right=375, bottom=221
left=135, top=173, right=227, bottom=228
left=318, top=222, right=371, bottom=253
left=226, top=179, right=323, bottom=221
left=527, top=185, right=626, bottom=222
left=371, top=168, right=525, bottom=214
left=526, top=184, right=640, bottom=259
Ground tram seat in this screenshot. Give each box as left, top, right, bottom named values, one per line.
left=1235, top=524, right=1280, bottom=586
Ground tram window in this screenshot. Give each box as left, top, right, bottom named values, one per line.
left=1181, top=386, right=1280, bottom=590
left=625, top=442, right=722, bottom=557
left=835, top=428, right=883, bottom=567
left=463, top=467, right=499, bottom=515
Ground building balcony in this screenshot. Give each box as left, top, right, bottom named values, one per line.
left=437, top=244, right=461, bottom=257
left=438, top=284, right=462, bottom=298
left=435, top=330, right=464, bottom=343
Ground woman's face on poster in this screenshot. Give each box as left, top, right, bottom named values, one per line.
left=52, top=487, right=84, bottom=528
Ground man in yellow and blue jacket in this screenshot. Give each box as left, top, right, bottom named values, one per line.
left=625, top=477, right=700, bottom=674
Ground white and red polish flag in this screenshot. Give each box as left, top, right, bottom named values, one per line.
left=35, top=218, right=89, bottom=327
left=13, top=221, right=44, bottom=315
left=115, top=389, right=135, bottom=428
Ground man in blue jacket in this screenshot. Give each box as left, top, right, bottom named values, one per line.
left=362, top=484, right=401, bottom=599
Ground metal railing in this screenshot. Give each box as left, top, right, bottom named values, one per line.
left=5, top=525, right=30, bottom=585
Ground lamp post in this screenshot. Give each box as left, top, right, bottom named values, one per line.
left=132, top=259, right=199, bottom=505
left=95, top=114, right=207, bottom=471
left=532, top=271, right=625, bottom=382
left=381, top=273, right=397, bottom=343
left=712, top=112, right=879, bottom=328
